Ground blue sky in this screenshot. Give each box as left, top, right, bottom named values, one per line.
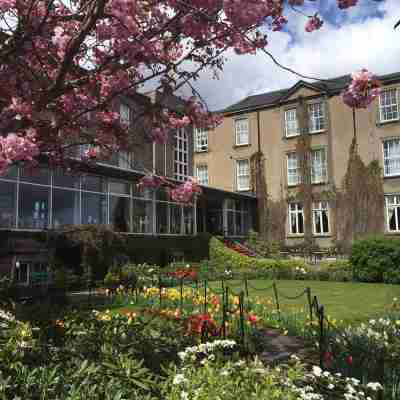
left=193, top=0, right=400, bottom=110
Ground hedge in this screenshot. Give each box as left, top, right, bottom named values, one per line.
left=350, top=236, right=400, bottom=283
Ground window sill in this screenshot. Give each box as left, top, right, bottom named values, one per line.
left=195, top=149, right=209, bottom=153
left=236, top=188, right=251, bottom=192
left=284, top=134, right=301, bottom=140
left=383, top=174, right=400, bottom=180
left=309, top=129, right=326, bottom=135
left=286, top=234, right=305, bottom=238
left=233, top=143, right=250, bottom=149
left=313, top=234, right=331, bottom=238
left=311, top=181, right=328, bottom=186
left=377, top=119, right=400, bottom=127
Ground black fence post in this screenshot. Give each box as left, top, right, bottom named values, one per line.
left=203, top=280, right=207, bottom=314
left=306, top=287, right=313, bottom=322
left=222, top=287, right=227, bottom=339
left=180, top=278, right=183, bottom=311
left=239, top=291, right=245, bottom=349
left=158, top=275, right=162, bottom=308
left=319, top=304, right=325, bottom=369
left=272, top=282, right=280, bottom=316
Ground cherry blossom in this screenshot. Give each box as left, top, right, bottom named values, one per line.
left=168, top=177, right=202, bottom=204
left=338, top=0, right=358, bottom=9
left=0, top=0, right=376, bottom=203
left=305, top=15, right=323, bottom=32
left=342, top=69, right=381, bottom=109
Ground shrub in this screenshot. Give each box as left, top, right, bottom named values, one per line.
left=163, top=340, right=383, bottom=400
left=316, top=259, right=352, bottom=282
left=350, top=237, right=400, bottom=283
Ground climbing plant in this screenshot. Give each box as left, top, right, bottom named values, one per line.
left=335, top=137, right=384, bottom=251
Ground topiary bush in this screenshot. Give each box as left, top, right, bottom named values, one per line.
left=350, top=236, right=400, bottom=283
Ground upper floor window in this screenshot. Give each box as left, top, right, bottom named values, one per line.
left=383, top=138, right=400, bottom=177
left=386, top=194, right=400, bottom=232
left=236, top=159, right=250, bottom=191
left=194, top=127, right=208, bottom=152
left=287, top=152, right=300, bottom=186
left=288, top=202, right=304, bottom=235
left=174, top=128, right=188, bottom=182
left=308, top=102, right=325, bottom=133
left=235, top=118, right=249, bottom=146
left=120, top=103, right=131, bottom=127
left=311, top=148, right=327, bottom=184
left=284, top=108, right=299, bottom=137
left=379, top=89, right=399, bottom=123
left=312, top=201, right=329, bottom=235
left=118, top=151, right=134, bottom=170
left=196, top=165, right=209, bottom=185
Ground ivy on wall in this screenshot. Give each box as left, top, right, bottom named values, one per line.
left=250, top=99, right=384, bottom=253
left=334, top=136, right=384, bottom=251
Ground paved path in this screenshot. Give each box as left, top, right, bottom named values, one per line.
left=259, top=328, right=315, bottom=365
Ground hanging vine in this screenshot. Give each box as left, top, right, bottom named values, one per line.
left=250, top=151, right=286, bottom=244
left=335, top=136, right=384, bottom=251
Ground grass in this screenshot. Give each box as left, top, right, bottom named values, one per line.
left=219, top=279, right=400, bottom=323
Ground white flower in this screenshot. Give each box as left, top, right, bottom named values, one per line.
left=369, top=319, right=376, bottom=325
left=312, top=366, right=322, bottom=377
left=327, top=384, right=334, bottom=390
left=220, top=369, right=229, bottom=376
left=173, top=374, right=187, bottom=385
left=181, top=391, right=189, bottom=400
left=366, top=382, right=383, bottom=391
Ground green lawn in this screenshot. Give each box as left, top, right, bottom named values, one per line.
left=220, top=279, right=400, bottom=323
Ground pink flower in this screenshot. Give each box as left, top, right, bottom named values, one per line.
left=137, top=174, right=165, bottom=190
left=342, top=69, right=381, bottom=109
left=305, top=15, right=323, bottom=32
left=169, top=177, right=202, bottom=204
left=338, top=0, right=358, bottom=9
left=0, top=0, right=15, bottom=11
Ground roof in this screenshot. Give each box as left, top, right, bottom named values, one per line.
left=223, top=72, right=400, bottom=114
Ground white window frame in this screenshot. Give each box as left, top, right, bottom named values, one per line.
left=386, top=195, right=400, bottom=233
left=288, top=202, right=304, bottom=235
left=235, top=118, right=249, bottom=146
left=308, top=102, right=325, bottom=133
left=379, top=89, right=399, bottom=123
left=194, top=127, right=208, bottom=152
left=311, top=148, right=328, bottom=184
left=312, top=201, right=330, bottom=235
left=287, top=152, right=300, bottom=186
left=118, top=151, right=134, bottom=170
left=236, top=159, right=250, bottom=191
left=120, top=103, right=131, bottom=127
left=174, top=128, right=189, bottom=182
left=284, top=108, right=299, bottom=138
left=383, top=138, right=400, bottom=177
left=196, top=165, right=209, bottom=185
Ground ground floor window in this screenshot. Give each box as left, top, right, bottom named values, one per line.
left=224, top=198, right=250, bottom=236
left=19, top=184, right=49, bottom=229
left=386, top=195, right=400, bottom=232
left=0, top=180, right=16, bottom=228
left=0, top=167, right=206, bottom=237
left=312, top=201, right=330, bottom=235
left=288, top=202, right=304, bottom=235
left=14, top=261, right=49, bottom=286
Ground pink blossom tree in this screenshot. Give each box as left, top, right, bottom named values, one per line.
left=0, top=0, right=380, bottom=203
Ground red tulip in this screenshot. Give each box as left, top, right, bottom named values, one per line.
left=346, top=355, right=353, bottom=365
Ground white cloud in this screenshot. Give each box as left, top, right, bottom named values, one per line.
left=191, top=0, right=400, bottom=111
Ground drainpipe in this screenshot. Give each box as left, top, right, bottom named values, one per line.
left=257, top=111, right=261, bottom=153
